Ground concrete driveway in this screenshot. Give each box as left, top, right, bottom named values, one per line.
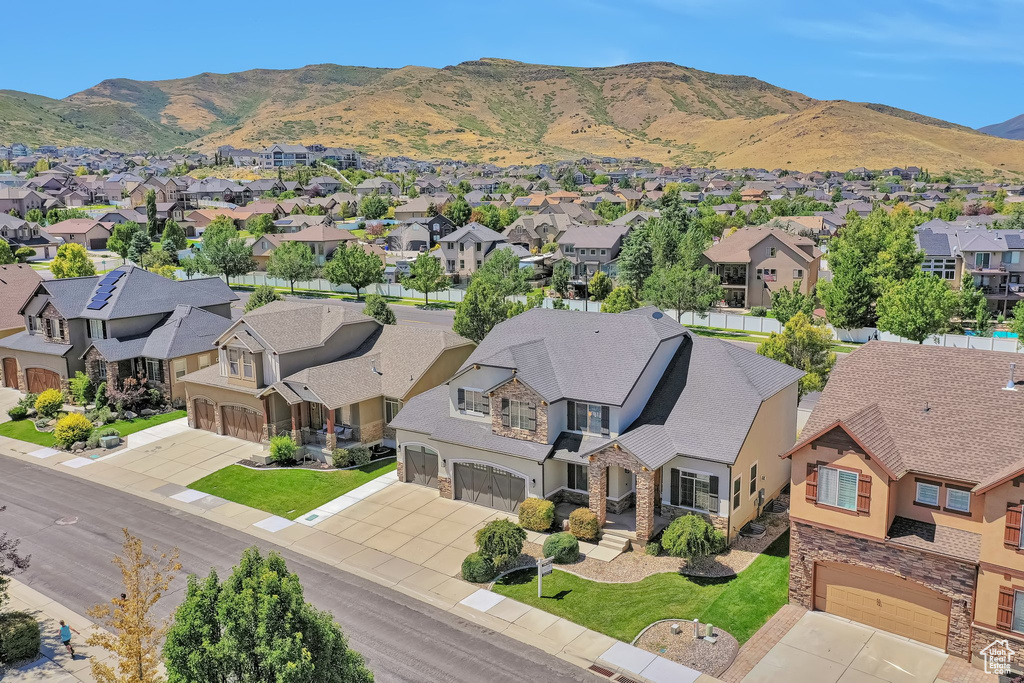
left=743, top=611, right=949, bottom=683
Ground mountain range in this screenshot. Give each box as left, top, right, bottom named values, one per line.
left=2, top=58, right=1023, bottom=173
left=979, top=114, right=1024, bottom=141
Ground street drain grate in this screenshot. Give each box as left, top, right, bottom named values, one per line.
left=55, top=516, right=78, bottom=525
left=615, top=676, right=642, bottom=683
left=588, top=664, right=614, bottom=678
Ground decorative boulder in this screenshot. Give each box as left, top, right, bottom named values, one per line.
left=123, top=411, right=137, bottom=420
left=71, top=441, right=87, bottom=452
left=140, top=409, right=156, bottom=416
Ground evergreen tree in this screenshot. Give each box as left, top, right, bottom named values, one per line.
left=128, top=231, right=153, bottom=265
left=161, top=218, right=188, bottom=251
left=362, top=293, right=397, bottom=325
left=617, top=224, right=654, bottom=295
left=145, top=189, right=158, bottom=237
left=244, top=285, right=283, bottom=313
left=108, top=222, right=143, bottom=263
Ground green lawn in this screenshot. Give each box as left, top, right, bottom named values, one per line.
left=493, top=532, right=790, bottom=644
left=189, top=459, right=397, bottom=519
left=689, top=326, right=857, bottom=353
left=0, top=410, right=186, bottom=448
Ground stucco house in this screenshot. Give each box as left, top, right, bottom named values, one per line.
left=180, top=301, right=474, bottom=447
left=390, top=307, right=803, bottom=547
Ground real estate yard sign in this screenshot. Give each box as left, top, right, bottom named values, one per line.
left=537, top=557, right=553, bottom=598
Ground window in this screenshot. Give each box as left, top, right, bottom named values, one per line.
left=600, top=249, right=606, bottom=256
left=88, top=319, right=105, bottom=340
left=976, top=252, right=991, bottom=269
left=916, top=481, right=940, bottom=507
left=28, top=316, right=38, bottom=333
left=766, top=246, right=777, bottom=257
left=749, top=462, right=758, bottom=496
left=922, top=258, right=957, bottom=280
left=47, top=317, right=60, bottom=339
left=793, top=269, right=803, bottom=279
left=756, top=268, right=762, bottom=280
left=502, top=399, right=537, bottom=431
left=459, top=260, right=465, bottom=269
left=476, top=242, right=481, bottom=252
left=566, top=400, right=609, bottom=436
left=946, top=488, right=971, bottom=513
left=567, top=463, right=588, bottom=492
left=227, top=348, right=253, bottom=379
left=198, top=354, right=211, bottom=369
left=97, top=362, right=107, bottom=380
left=733, top=477, right=741, bottom=510
left=817, top=466, right=859, bottom=511
left=145, top=358, right=162, bottom=382
left=1009, top=591, right=1024, bottom=635
left=459, top=242, right=464, bottom=252
left=173, top=359, right=186, bottom=380
left=458, top=388, right=489, bottom=415
left=384, top=397, right=401, bottom=423
left=675, top=470, right=719, bottom=513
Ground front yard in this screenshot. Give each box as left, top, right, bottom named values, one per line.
left=188, top=459, right=397, bottom=519
left=0, top=410, right=187, bottom=448
left=492, top=532, right=790, bottom=644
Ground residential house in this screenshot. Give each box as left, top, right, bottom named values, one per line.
left=46, top=219, right=113, bottom=250
left=0, top=265, right=42, bottom=340
left=258, top=144, right=318, bottom=168
left=390, top=307, right=803, bottom=544
left=181, top=301, right=474, bottom=447
left=0, top=188, right=49, bottom=217
left=321, top=148, right=361, bottom=170
left=393, top=197, right=435, bottom=221
left=0, top=215, right=59, bottom=260
left=782, top=342, right=1024, bottom=665
left=703, top=226, right=821, bottom=309
left=386, top=223, right=431, bottom=252
left=437, top=222, right=519, bottom=280
left=0, top=265, right=236, bottom=396
left=557, top=224, right=631, bottom=280
left=251, top=224, right=359, bottom=270
left=355, top=177, right=400, bottom=198
left=504, top=214, right=577, bottom=252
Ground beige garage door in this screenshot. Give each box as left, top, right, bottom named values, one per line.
left=814, top=562, right=950, bottom=650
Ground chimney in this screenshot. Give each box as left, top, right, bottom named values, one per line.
left=1005, top=362, right=1017, bottom=391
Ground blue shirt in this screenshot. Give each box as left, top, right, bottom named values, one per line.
left=60, top=625, right=71, bottom=641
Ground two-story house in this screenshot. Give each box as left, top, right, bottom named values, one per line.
left=0, top=214, right=60, bottom=260
left=703, top=226, right=821, bottom=309
left=390, top=307, right=803, bottom=547
left=258, top=144, right=318, bottom=168
left=783, top=342, right=1024, bottom=668
left=0, top=265, right=236, bottom=399
left=557, top=224, right=632, bottom=281
left=250, top=224, right=361, bottom=270
left=437, top=222, right=524, bottom=280
left=46, top=219, right=113, bottom=250
left=180, top=301, right=474, bottom=448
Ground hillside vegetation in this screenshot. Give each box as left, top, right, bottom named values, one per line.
left=3, top=59, right=1024, bottom=172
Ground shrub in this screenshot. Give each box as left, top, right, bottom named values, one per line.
left=542, top=532, right=580, bottom=564
left=68, top=371, right=94, bottom=406
left=34, top=389, right=64, bottom=419
left=7, top=405, right=27, bottom=421
left=94, top=381, right=107, bottom=408
left=661, top=515, right=725, bottom=560
left=18, top=392, right=39, bottom=411
left=518, top=498, right=555, bottom=532
left=645, top=541, right=661, bottom=557
left=460, top=552, right=497, bottom=583
left=474, top=519, right=527, bottom=568
left=749, top=306, right=768, bottom=317
left=0, top=612, right=41, bottom=664
left=269, top=435, right=296, bottom=465
left=568, top=507, right=599, bottom=541
left=95, top=427, right=119, bottom=439
left=348, top=445, right=371, bottom=467
left=331, top=448, right=351, bottom=468
left=53, top=412, right=94, bottom=448
left=146, top=388, right=164, bottom=408
left=96, top=406, right=115, bottom=424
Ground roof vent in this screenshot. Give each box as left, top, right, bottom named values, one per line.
left=652, top=311, right=663, bottom=319
left=1005, top=362, right=1018, bottom=391
left=923, top=402, right=931, bottom=414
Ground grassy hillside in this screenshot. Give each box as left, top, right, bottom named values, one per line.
left=3, top=59, right=1023, bottom=173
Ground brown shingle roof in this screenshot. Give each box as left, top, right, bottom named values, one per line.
left=886, top=516, right=981, bottom=563
left=792, top=342, right=1024, bottom=485
left=703, top=226, right=819, bottom=264
left=0, top=265, right=42, bottom=333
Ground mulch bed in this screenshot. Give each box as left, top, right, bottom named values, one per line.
left=238, top=451, right=396, bottom=470
left=635, top=620, right=739, bottom=676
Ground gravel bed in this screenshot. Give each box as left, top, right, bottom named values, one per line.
left=635, top=621, right=738, bottom=676
left=682, top=497, right=790, bottom=578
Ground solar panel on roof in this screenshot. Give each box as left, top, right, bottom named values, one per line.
left=99, top=277, right=119, bottom=286
left=96, top=285, right=115, bottom=294
left=91, top=293, right=112, bottom=302
left=86, top=301, right=108, bottom=311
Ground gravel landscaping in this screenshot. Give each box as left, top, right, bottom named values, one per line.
left=635, top=620, right=739, bottom=676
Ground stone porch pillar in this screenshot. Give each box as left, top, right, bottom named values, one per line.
left=588, top=460, right=608, bottom=527
left=261, top=398, right=271, bottom=442
left=290, top=403, right=301, bottom=445
left=635, top=468, right=657, bottom=542
left=325, top=405, right=336, bottom=450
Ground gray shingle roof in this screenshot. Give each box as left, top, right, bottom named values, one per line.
left=228, top=300, right=374, bottom=354
left=83, top=305, right=231, bottom=362
left=0, top=331, right=72, bottom=357
left=462, top=307, right=685, bottom=406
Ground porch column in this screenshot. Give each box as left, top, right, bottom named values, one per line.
left=290, top=403, right=301, bottom=445
left=635, top=468, right=657, bottom=542
left=588, top=460, right=607, bottom=527
left=261, top=398, right=271, bottom=441
left=325, top=405, right=336, bottom=450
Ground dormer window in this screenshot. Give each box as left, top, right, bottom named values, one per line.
left=227, top=348, right=254, bottom=379
left=567, top=400, right=609, bottom=436
left=457, top=388, right=489, bottom=415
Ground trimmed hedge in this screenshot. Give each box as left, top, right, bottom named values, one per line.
left=7, top=405, right=27, bottom=421
left=518, top=498, right=554, bottom=532
left=0, top=612, right=40, bottom=665
left=645, top=541, right=661, bottom=556
left=474, top=519, right=527, bottom=569
left=542, top=532, right=579, bottom=564
left=568, top=507, right=599, bottom=541
left=461, top=552, right=496, bottom=583
left=349, top=446, right=372, bottom=467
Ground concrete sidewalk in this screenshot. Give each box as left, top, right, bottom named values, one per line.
left=1, top=580, right=110, bottom=683
left=0, top=399, right=720, bottom=683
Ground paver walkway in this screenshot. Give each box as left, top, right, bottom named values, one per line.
left=0, top=390, right=718, bottom=682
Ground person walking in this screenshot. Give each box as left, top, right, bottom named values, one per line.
left=58, top=620, right=80, bottom=658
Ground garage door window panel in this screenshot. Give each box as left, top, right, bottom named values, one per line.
left=818, top=466, right=859, bottom=511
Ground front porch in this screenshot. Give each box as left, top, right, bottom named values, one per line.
left=267, top=394, right=385, bottom=452
left=554, top=502, right=669, bottom=542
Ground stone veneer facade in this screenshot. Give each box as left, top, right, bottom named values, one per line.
left=586, top=443, right=657, bottom=542
left=439, top=475, right=453, bottom=500
left=971, top=624, right=1024, bottom=671
left=662, top=503, right=729, bottom=533
left=789, top=520, right=976, bottom=658
left=489, top=379, right=549, bottom=444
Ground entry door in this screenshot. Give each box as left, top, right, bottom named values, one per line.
left=2, top=358, right=17, bottom=388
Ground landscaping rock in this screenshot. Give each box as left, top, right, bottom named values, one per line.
left=123, top=411, right=137, bottom=420
left=140, top=409, right=156, bottom=416
left=71, top=441, right=87, bottom=452
left=635, top=620, right=738, bottom=677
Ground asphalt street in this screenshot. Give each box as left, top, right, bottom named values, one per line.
left=0, top=457, right=590, bottom=683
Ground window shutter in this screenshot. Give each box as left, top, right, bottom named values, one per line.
left=526, top=403, right=537, bottom=431
left=670, top=469, right=680, bottom=506
left=566, top=401, right=576, bottom=431
left=856, top=475, right=871, bottom=513
left=1005, top=502, right=1023, bottom=548
left=805, top=463, right=818, bottom=502
left=998, top=586, right=1015, bottom=630
left=457, top=388, right=465, bottom=411
left=601, top=406, right=610, bottom=436
left=567, top=463, right=576, bottom=491
left=501, top=398, right=510, bottom=427
left=709, top=475, right=720, bottom=512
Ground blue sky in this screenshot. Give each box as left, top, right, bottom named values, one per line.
left=8, top=0, right=1022, bottom=128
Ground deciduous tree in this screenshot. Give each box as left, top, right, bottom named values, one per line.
left=359, top=194, right=388, bottom=220
left=641, top=264, right=723, bottom=321
left=322, top=243, right=384, bottom=299
left=443, top=198, right=471, bottom=227
left=875, top=271, right=958, bottom=343
left=266, top=240, right=318, bottom=294
left=244, top=285, right=282, bottom=312
left=770, top=286, right=816, bottom=325
left=51, top=243, right=96, bottom=279
left=588, top=271, right=612, bottom=300
left=551, top=260, right=572, bottom=298
left=401, top=253, right=449, bottom=306
left=0, top=241, right=14, bottom=265
left=108, top=222, right=143, bottom=263
left=756, top=312, right=836, bottom=397
left=362, top=293, right=396, bottom=325
left=600, top=286, right=640, bottom=313
left=161, top=219, right=187, bottom=251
